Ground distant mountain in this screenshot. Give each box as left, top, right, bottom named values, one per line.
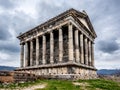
left=0, top=66, right=17, bottom=71
left=97, top=69, right=120, bottom=75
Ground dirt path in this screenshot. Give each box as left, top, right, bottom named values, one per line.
left=22, top=83, right=47, bottom=90
left=73, top=82, right=90, bottom=90
left=1, top=83, right=47, bottom=90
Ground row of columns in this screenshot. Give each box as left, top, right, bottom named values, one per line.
left=73, top=29, right=94, bottom=66
left=20, top=24, right=94, bottom=67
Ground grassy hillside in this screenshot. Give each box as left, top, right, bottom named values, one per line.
left=0, top=79, right=120, bottom=90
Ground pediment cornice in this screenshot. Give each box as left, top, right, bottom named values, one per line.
left=17, top=8, right=97, bottom=40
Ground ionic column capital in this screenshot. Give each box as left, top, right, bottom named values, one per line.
left=36, top=36, right=39, bottom=39
left=57, top=25, right=62, bottom=30
left=68, top=22, right=72, bottom=26
left=43, top=35, right=45, bottom=38
left=20, top=42, right=25, bottom=45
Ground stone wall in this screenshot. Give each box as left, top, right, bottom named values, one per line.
left=16, top=66, right=97, bottom=80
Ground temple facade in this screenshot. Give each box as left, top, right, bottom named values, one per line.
left=17, top=9, right=97, bottom=79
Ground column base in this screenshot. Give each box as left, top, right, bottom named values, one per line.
left=68, top=60, right=75, bottom=63
left=50, top=61, right=54, bottom=64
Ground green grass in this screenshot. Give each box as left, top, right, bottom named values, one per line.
left=0, top=79, right=120, bottom=90
left=77, top=79, right=120, bottom=90
left=39, top=80, right=80, bottom=90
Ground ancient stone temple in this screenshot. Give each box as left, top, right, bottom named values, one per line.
left=17, top=8, right=97, bottom=80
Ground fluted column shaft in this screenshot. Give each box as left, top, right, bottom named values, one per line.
left=42, top=35, right=46, bottom=64
left=20, top=44, right=24, bottom=67
left=36, top=37, right=39, bottom=65
left=50, top=32, right=54, bottom=64
left=88, top=40, right=91, bottom=66
left=59, top=28, right=63, bottom=62
left=85, top=37, right=88, bottom=65
left=91, top=42, right=94, bottom=66
left=75, top=30, right=79, bottom=62
left=68, top=23, right=74, bottom=61
left=30, top=41, right=33, bottom=66
left=80, top=33, right=84, bottom=64
left=25, top=42, right=28, bottom=67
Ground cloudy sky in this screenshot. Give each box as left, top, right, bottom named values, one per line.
left=0, top=0, right=120, bottom=69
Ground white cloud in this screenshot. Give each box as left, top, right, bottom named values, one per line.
left=0, top=52, right=10, bottom=60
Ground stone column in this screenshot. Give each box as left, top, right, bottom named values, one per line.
left=42, top=35, right=46, bottom=64
left=36, top=37, right=39, bottom=65
left=85, top=37, right=88, bottom=65
left=50, top=32, right=54, bottom=64
left=88, top=40, right=91, bottom=66
left=30, top=40, right=33, bottom=66
left=20, top=43, right=24, bottom=67
left=25, top=42, right=28, bottom=67
left=80, top=33, right=84, bottom=64
left=68, top=23, right=74, bottom=61
left=75, top=30, right=79, bottom=63
left=91, top=42, right=94, bottom=66
left=59, top=28, right=63, bottom=62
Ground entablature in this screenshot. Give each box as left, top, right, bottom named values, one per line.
left=18, top=8, right=96, bottom=44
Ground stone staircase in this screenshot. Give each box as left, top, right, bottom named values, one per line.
left=14, top=72, right=39, bottom=82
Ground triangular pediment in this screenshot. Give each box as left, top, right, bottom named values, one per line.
left=18, top=8, right=97, bottom=39
left=78, top=17, right=91, bottom=31
left=68, top=9, right=97, bottom=38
